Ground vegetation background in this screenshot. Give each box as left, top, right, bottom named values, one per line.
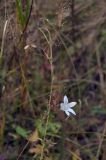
left=0, top=0, right=106, bottom=159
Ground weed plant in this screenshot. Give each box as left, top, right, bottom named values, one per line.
left=0, top=0, right=106, bottom=160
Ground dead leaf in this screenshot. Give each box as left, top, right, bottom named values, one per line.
left=27, top=130, right=40, bottom=142
left=45, top=156, right=53, bottom=160
left=29, top=144, right=43, bottom=154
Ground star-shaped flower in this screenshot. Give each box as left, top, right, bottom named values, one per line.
left=60, top=95, right=77, bottom=116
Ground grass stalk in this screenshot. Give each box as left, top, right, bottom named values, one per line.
left=39, top=28, right=54, bottom=160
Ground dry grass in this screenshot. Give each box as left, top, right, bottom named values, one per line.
left=0, top=0, right=106, bottom=159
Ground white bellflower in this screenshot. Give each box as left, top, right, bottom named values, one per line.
left=60, top=95, right=77, bottom=116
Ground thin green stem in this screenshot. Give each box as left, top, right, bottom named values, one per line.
left=39, top=28, right=54, bottom=160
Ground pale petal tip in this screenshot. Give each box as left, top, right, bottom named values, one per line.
left=73, top=102, right=77, bottom=106
left=68, top=102, right=77, bottom=108
left=73, top=112, right=76, bottom=115
left=68, top=108, right=76, bottom=115
left=64, top=95, right=67, bottom=99
left=65, top=111, right=70, bottom=116
left=63, top=95, right=68, bottom=103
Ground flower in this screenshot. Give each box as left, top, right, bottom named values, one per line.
left=60, top=95, right=77, bottom=116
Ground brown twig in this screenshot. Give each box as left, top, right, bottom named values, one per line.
left=96, top=123, right=106, bottom=160
left=70, top=0, right=75, bottom=41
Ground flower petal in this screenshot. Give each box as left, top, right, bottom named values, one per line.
left=68, top=108, right=76, bottom=115
left=60, top=103, right=65, bottom=111
left=65, top=111, right=70, bottom=116
left=64, top=95, right=68, bottom=104
left=68, top=102, right=77, bottom=108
